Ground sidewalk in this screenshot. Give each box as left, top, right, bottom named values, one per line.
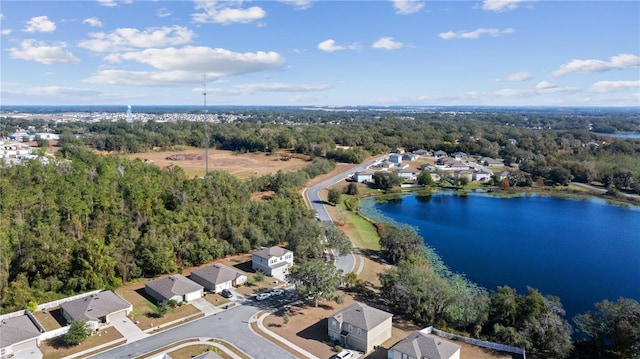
left=254, top=309, right=320, bottom=359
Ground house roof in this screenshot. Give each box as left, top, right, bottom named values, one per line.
left=390, top=331, right=461, bottom=359
left=60, top=290, right=131, bottom=322
left=191, top=264, right=245, bottom=286
left=145, top=274, right=203, bottom=300
left=0, top=315, right=41, bottom=348
left=192, top=351, right=223, bottom=359
left=331, top=302, right=392, bottom=331
left=253, top=246, right=292, bottom=260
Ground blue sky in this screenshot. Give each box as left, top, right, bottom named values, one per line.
left=1, top=0, right=639, bottom=106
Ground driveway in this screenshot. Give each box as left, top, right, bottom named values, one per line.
left=110, top=317, right=149, bottom=343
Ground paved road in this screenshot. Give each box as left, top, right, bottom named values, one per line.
left=88, top=302, right=297, bottom=359
left=305, top=155, right=386, bottom=274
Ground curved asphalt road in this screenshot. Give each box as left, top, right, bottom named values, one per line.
left=89, top=303, right=297, bottom=359
left=305, top=155, right=387, bottom=274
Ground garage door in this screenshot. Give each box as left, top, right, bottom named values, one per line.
left=108, top=310, right=128, bottom=322
left=12, top=338, right=38, bottom=353
left=184, top=290, right=202, bottom=302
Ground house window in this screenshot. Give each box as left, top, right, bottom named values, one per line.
left=348, top=324, right=352, bottom=332
left=356, top=327, right=362, bottom=336
left=401, top=354, right=408, bottom=359
left=332, top=320, right=337, bottom=329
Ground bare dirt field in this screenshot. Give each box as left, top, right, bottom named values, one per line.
left=127, top=149, right=310, bottom=178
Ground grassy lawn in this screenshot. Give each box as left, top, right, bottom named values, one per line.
left=33, top=307, right=64, bottom=331
left=203, top=292, right=232, bottom=306
left=167, top=344, right=235, bottom=359
left=40, top=327, right=124, bottom=359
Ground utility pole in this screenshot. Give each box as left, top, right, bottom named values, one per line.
left=203, top=74, right=209, bottom=176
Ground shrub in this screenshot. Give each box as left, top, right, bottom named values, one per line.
left=334, top=345, right=343, bottom=353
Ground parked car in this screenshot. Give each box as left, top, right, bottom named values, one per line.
left=256, top=292, right=271, bottom=301
left=331, top=349, right=353, bottom=359
left=270, top=288, right=284, bottom=296
left=220, top=289, right=233, bottom=298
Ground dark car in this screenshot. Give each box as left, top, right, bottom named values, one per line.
left=220, top=289, right=233, bottom=298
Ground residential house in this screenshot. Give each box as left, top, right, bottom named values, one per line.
left=412, top=149, right=432, bottom=157
left=34, top=133, right=60, bottom=140
left=0, top=314, right=43, bottom=359
left=495, top=170, right=510, bottom=181
left=353, top=171, right=374, bottom=183
left=472, top=169, right=492, bottom=182
left=436, top=158, right=469, bottom=171
left=394, top=169, right=417, bottom=181
left=434, top=150, right=447, bottom=158
left=391, top=148, right=405, bottom=154
left=481, top=157, right=503, bottom=167
left=190, top=264, right=247, bottom=293
left=388, top=154, right=403, bottom=164
left=60, top=290, right=132, bottom=330
left=452, top=152, right=467, bottom=160
left=328, top=302, right=393, bottom=353
left=193, top=351, right=223, bottom=359
left=252, top=246, right=294, bottom=281
left=401, top=153, right=419, bottom=162
left=145, top=274, right=204, bottom=304
left=387, top=330, right=461, bottom=359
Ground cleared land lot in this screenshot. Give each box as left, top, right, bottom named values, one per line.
left=128, top=149, right=310, bottom=178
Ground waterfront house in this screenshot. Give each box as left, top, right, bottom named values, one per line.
left=328, top=302, right=393, bottom=353
left=388, top=330, right=461, bottom=359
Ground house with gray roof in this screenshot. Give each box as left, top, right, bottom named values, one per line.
left=145, top=274, right=203, bottom=304
left=0, top=314, right=43, bottom=358
left=481, top=157, right=503, bottom=167
left=252, top=246, right=294, bottom=281
left=328, top=302, right=393, bottom=353
left=193, top=351, right=223, bottom=359
left=387, top=330, right=461, bottom=359
left=353, top=171, right=374, bottom=183
left=60, top=290, right=132, bottom=330
left=190, top=264, right=247, bottom=293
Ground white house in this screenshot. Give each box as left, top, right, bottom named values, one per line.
left=472, top=169, right=492, bottom=182
left=252, top=246, right=294, bottom=281
left=34, top=133, right=59, bottom=140
left=353, top=171, right=374, bottom=183
left=0, top=314, right=43, bottom=359
left=481, top=157, right=503, bottom=167
left=145, top=274, right=204, bottom=304
left=60, top=290, right=132, bottom=330
left=190, top=264, right=247, bottom=293
left=388, top=330, right=461, bottom=359
left=394, top=169, right=417, bottom=181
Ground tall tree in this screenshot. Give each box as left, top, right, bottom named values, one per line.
left=287, top=260, right=342, bottom=307
left=322, top=223, right=353, bottom=256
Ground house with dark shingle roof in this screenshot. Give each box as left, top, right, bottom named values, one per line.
left=252, top=246, right=293, bottom=281
left=60, top=290, right=132, bottom=330
left=190, top=264, right=247, bottom=293
left=328, top=302, right=393, bottom=353
left=145, top=274, right=203, bottom=304
left=388, top=330, right=461, bottom=359
left=0, top=314, right=43, bottom=358
left=193, top=351, right=224, bottom=359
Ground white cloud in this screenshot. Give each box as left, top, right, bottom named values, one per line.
left=192, top=1, right=266, bottom=24
left=590, top=80, right=640, bottom=93
left=317, top=39, right=358, bottom=52
left=552, top=53, right=640, bottom=76
left=482, top=0, right=531, bottom=12
left=98, top=0, right=132, bottom=7
left=86, top=46, right=285, bottom=86
left=79, top=26, right=194, bottom=52
left=215, top=82, right=330, bottom=95
left=9, top=39, right=79, bottom=64
left=391, top=0, right=425, bottom=15
left=439, top=28, right=514, bottom=40
left=505, top=72, right=533, bottom=82
left=278, top=0, right=314, bottom=10
left=372, top=37, right=405, bottom=50
left=23, top=16, right=56, bottom=33
left=536, top=81, right=556, bottom=89
left=157, top=8, right=173, bottom=17
left=1, top=29, right=11, bottom=35
left=83, top=17, right=103, bottom=27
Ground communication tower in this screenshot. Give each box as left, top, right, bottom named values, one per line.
left=203, top=75, right=209, bottom=176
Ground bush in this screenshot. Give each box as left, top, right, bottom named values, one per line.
left=254, top=271, right=265, bottom=282
left=334, top=345, right=343, bottom=353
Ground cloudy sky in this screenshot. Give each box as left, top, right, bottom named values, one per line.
left=1, top=0, right=639, bottom=106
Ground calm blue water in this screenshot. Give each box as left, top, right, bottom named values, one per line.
left=368, top=192, right=640, bottom=319
left=593, top=132, right=640, bottom=139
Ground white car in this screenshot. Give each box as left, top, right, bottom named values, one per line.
left=332, top=349, right=353, bottom=359
left=270, top=288, right=284, bottom=296
left=256, top=292, right=271, bottom=301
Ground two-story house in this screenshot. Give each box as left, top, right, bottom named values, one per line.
left=328, top=302, right=393, bottom=353
left=251, top=246, right=294, bottom=281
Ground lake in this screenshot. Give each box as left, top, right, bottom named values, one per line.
left=363, top=192, right=640, bottom=319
